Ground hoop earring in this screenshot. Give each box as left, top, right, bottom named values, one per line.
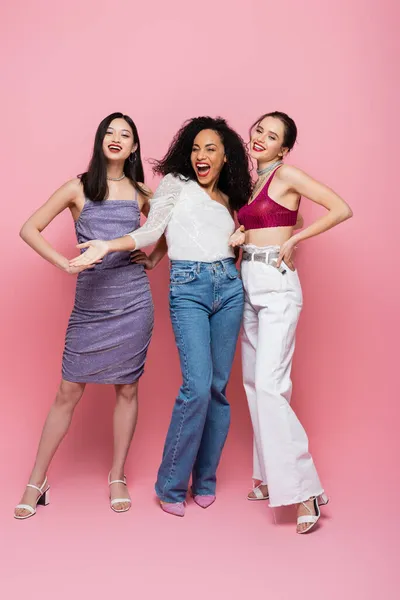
left=129, top=152, right=136, bottom=164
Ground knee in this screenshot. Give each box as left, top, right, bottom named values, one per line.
left=54, top=380, right=84, bottom=409
left=211, top=375, right=228, bottom=397
left=197, top=382, right=211, bottom=402
left=183, top=377, right=210, bottom=405
left=115, top=383, right=138, bottom=405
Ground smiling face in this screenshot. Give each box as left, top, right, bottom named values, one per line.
left=190, top=129, right=227, bottom=186
left=250, top=116, right=288, bottom=162
left=102, top=118, right=137, bottom=162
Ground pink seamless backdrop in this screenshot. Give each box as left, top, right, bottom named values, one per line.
left=1, top=1, right=398, bottom=598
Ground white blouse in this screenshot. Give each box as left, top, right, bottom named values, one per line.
left=129, top=173, right=235, bottom=262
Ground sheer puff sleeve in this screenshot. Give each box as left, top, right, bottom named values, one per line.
left=128, top=174, right=183, bottom=249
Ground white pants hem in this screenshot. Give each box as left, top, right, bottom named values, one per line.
left=268, top=488, right=325, bottom=508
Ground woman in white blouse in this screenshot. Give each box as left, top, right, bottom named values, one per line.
left=70, top=117, right=252, bottom=516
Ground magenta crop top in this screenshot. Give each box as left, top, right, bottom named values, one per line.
left=237, top=166, right=299, bottom=230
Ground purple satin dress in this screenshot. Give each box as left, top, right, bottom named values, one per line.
left=62, top=195, right=154, bottom=384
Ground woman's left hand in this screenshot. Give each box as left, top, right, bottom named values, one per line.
left=69, top=239, right=110, bottom=268
left=276, top=237, right=297, bottom=271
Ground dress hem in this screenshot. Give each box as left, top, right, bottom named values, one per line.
left=62, top=370, right=144, bottom=385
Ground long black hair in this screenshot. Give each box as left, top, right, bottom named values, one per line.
left=152, top=116, right=253, bottom=211
left=80, top=112, right=148, bottom=202
left=250, top=111, right=298, bottom=152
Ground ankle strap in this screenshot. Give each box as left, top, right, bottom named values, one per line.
left=300, top=496, right=317, bottom=514
left=109, top=479, right=127, bottom=486
left=108, top=472, right=127, bottom=486
left=26, top=477, right=47, bottom=493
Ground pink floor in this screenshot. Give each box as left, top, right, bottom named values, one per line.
left=3, top=437, right=397, bottom=600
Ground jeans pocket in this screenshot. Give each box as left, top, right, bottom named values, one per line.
left=170, top=269, right=197, bottom=285
left=225, top=263, right=240, bottom=280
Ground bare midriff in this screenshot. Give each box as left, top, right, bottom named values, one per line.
left=244, top=225, right=294, bottom=247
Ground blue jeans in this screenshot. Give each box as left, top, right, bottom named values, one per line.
left=155, top=259, right=244, bottom=503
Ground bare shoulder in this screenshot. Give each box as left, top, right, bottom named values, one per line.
left=137, top=181, right=153, bottom=199
left=276, top=165, right=316, bottom=193
left=64, top=177, right=83, bottom=191
left=60, top=177, right=85, bottom=201
left=276, top=164, right=307, bottom=183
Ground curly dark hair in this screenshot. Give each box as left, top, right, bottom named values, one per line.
left=152, top=116, right=253, bottom=211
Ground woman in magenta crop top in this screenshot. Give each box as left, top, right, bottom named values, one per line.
left=231, top=111, right=352, bottom=534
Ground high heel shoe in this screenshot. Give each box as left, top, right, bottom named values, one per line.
left=297, top=494, right=329, bottom=534
left=247, top=484, right=269, bottom=501
left=193, top=494, right=215, bottom=509
left=317, top=493, right=329, bottom=507
left=14, top=477, right=50, bottom=520
left=108, top=472, right=131, bottom=513
left=159, top=500, right=185, bottom=517
left=190, top=487, right=216, bottom=509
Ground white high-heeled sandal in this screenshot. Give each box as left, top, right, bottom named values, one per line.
left=247, top=484, right=269, bottom=501
left=14, top=477, right=50, bottom=520
left=297, top=493, right=329, bottom=534
left=108, top=472, right=131, bottom=513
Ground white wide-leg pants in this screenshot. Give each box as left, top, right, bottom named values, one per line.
left=241, top=245, right=324, bottom=507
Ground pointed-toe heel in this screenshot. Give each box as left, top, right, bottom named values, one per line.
left=159, top=501, right=185, bottom=517
left=193, top=495, right=216, bottom=509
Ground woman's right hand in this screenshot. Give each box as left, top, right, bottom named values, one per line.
left=229, top=225, right=245, bottom=248
left=130, top=250, right=154, bottom=270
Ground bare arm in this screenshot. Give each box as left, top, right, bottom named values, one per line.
left=281, top=166, right=352, bottom=243
left=20, top=179, right=85, bottom=273
left=130, top=234, right=168, bottom=270
left=277, top=166, right=352, bottom=266
left=138, top=183, right=153, bottom=218
left=150, top=234, right=168, bottom=265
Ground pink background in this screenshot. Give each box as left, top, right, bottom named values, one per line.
left=1, top=1, right=398, bottom=598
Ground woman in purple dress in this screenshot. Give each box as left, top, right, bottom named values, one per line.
left=14, top=113, right=154, bottom=519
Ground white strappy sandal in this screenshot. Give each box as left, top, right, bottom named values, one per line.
left=297, top=493, right=329, bottom=534
left=14, top=477, right=50, bottom=520
left=108, top=472, right=131, bottom=513
left=247, top=484, right=269, bottom=501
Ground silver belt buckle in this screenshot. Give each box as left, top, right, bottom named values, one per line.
left=269, top=252, right=286, bottom=274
